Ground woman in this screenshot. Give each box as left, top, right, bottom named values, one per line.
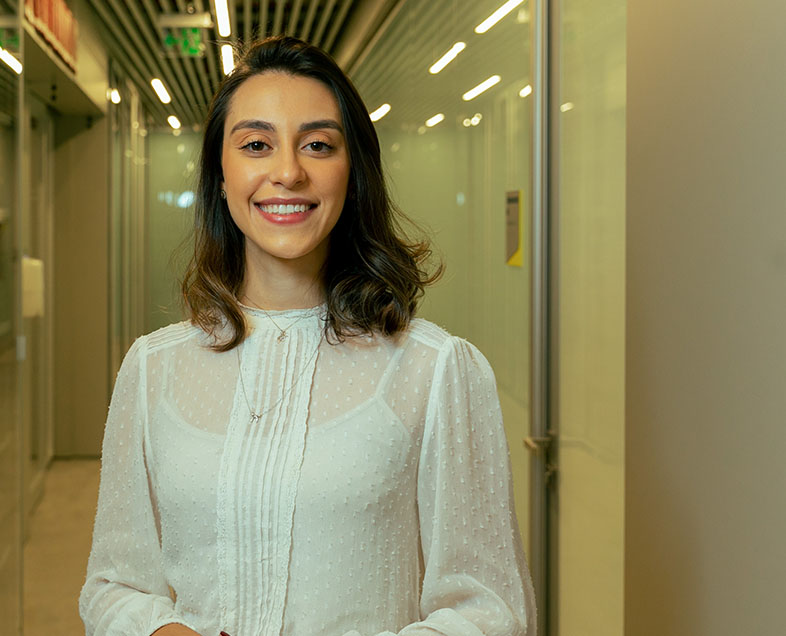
left=80, top=36, right=536, bottom=636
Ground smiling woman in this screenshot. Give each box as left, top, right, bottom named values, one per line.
left=181, top=36, right=440, bottom=351
left=79, top=36, right=536, bottom=636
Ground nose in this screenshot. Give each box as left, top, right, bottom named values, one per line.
left=269, top=146, right=306, bottom=189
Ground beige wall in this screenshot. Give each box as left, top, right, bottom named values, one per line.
left=626, top=1, right=786, bottom=634
left=53, top=116, right=109, bottom=456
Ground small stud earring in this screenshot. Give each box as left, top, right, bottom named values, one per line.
left=220, top=189, right=227, bottom=199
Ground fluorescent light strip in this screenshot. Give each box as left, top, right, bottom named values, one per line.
left=475, top=0, right=525, bottom=34
left=425, top=113, right=445, bottom=128
left=429, top=42, right=466, bottom=74
left=369, top=103, right=391, bottom=122
left=0, top=47, right=22, bottom=74
left=167, top=115, right=181, bottom=130
left=215, top=0, right=231, bottom=37
left=462, top=75, right=501, bottom=101
left=151, top=78, right=172, bottom=104
left=221, top=44, right=235, bottom=75
left=519, top=84, right=532, bottom=98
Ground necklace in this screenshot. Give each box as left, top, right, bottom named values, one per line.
left=235, top=334, right=322, bottom=424
left=242, top=296, right=311, bottom=342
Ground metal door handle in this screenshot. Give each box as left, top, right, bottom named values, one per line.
left=524, top=435, right=552, bottom=453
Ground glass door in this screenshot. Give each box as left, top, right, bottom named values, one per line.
left=21, top=93, right=54, bottom=526
left=351, top=0, right=536, bottom=588
left=19, top=91, right=53, bottom=530
left=552, top=0, right=626, bottom=635
left=0, top=0, right=22, bottom=630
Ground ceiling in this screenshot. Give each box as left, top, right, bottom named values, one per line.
left=85, top=0, right=399, bottom=129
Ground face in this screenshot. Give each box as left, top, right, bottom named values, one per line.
left=221, top=72, right=350, bottom=272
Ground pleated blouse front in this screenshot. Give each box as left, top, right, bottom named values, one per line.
left=80, top=306, right=536, bottom=636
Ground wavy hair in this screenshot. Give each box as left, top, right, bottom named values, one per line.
left=181, top=36, right=441, bottom=351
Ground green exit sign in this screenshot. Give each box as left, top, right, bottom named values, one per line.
left=162, top=28, right=204, bottom=57
left=0, top=29, right=20, bottom=51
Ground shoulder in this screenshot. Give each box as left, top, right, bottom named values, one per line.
left=403, top=318, right=495, bottom=379
left=136, top=321, right=204, bottom=354
left=122, top=321, right=206, bottom=367
left=405, top=317, right=453, bottom=351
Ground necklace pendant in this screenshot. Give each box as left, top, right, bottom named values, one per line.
left=250, top=413, right=262, bottom=423
left=277, top=332, right=287, bottom=342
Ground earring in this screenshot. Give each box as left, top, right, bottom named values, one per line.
left=220, top=189, right=227, bottom=199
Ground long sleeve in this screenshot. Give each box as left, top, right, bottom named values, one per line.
left=406, top=337, right=537, bottom=636
left=79, top=337, right=198, bottom=636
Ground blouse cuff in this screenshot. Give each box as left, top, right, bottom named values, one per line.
left=148, top=616, right=201, bottom=636
left=399, top=609, right=486, bottom=636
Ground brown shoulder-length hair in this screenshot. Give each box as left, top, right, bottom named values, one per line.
left=181, top=36, right=441, bottom=351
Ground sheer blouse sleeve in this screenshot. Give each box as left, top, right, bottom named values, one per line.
left=402, top=336, right=537, bottom=636
left=79, top=337, right=198, bottom=636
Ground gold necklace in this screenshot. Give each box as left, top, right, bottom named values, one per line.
left=242, top=296, right=311, bottom=342
left=235, top=335, right=322, bottom=423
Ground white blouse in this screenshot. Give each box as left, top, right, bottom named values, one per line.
left=80, top=306, right=536, bottom=636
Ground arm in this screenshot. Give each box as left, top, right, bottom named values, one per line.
left=79, top=337, right=201, bottom=636
left=405, top=337, right=537, bottom=636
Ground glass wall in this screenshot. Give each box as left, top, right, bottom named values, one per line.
left=21, top=92, right=54, bottom=525
left=108, top=68, right=148, bottom=376
left=146, top=129, right=199, bottom=333
left=555, top=0, right=626, bottom=634
left=0, top=0, right=21, bottom=629
left=351, top=0, right=534, bottom=547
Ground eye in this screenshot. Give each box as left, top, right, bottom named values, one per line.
left=306, top=140, right=333, bottom=153
left=241, top=140, right=268, bottom=152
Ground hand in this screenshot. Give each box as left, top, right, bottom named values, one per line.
left=151, top=624, right=203, bottom=635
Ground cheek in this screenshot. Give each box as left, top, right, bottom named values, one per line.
left=326, top=163, right=351, bottom=200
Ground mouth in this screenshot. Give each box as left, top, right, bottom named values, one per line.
left=255, top=202, right=317, bottom=215
left=254, top=200, right=318, bottom=224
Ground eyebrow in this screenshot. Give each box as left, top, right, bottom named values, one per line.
left=229, top=118, right=344, bottom=135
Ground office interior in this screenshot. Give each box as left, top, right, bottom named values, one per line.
left=1, top=0, right=784, bottom=635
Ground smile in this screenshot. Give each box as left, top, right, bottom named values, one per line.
left=254, top=201, right=318, bottom=225
left=256, top=203, right=315, bottom=215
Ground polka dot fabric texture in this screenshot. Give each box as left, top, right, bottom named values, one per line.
left=79, top=306, right=536, bottom=636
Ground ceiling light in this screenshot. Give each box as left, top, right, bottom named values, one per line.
left=109, top=89, right=121, bottom=104
left=151, top=79, right=171, bottom=104
left=167, top=115, right=181, bottom=130
left=475, top=0, right=525, bottom=34
left=519, top=84, right=532, bottom=98
left=560, top=102, right=574, bottom=112
left=215, top=0, right=231, bottom=37
left=369, top=103, right=391, bottom=122
left=0, top=47, right=22, bottom=74
left=462, top=75, right=501, bottom=101
left=221, top=44, right=235, bottom=75
left=429, top=42, right=466, bottom=74
left=425, top=113, right=445, bottom=128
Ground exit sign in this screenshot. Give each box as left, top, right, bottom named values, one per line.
left=162, top=28, right=204, bottom=57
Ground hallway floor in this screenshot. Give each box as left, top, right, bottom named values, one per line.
left=23, top=459, right=100, bottom=635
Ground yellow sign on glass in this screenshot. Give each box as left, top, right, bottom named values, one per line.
left=505, top=190, right=523, bottom=267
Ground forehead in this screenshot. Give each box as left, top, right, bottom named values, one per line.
left=225, top=72, right=342, bottom=128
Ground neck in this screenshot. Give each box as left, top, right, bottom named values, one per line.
left=241, top=248, right=326, bottom=311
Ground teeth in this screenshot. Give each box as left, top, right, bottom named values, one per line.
left=258, top=203, right=311, bottom=214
